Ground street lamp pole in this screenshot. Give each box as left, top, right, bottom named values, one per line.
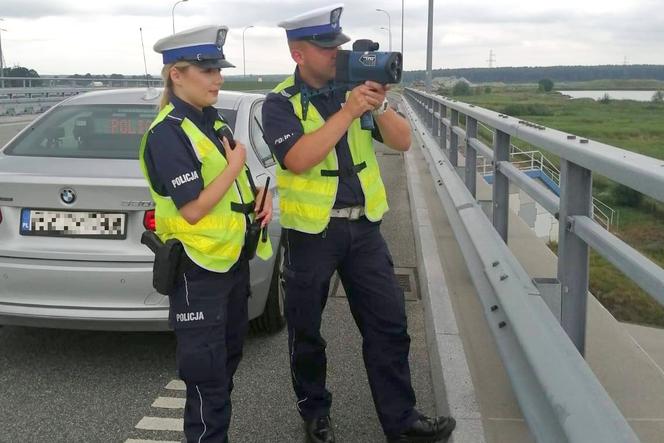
left=376, top=9, right=392, bottom=52
left=0, top=20, right=6, bottom=89
left=380, top=27, right=390, bottom=51
left=0, top=19, right=5, bottom=88
left=171, top=0, right=189, bottom=34
left=426, top=0, right=434, bottom=92
left=401, top=0, right=404, bottom=55
left=242, top=25, right=254, bottom=78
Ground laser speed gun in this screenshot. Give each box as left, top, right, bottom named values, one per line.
left=336, top=39, right=403, bottom=130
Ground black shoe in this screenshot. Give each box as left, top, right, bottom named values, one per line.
left=305, top=416, right=335, bottom=443
left=387, top=415, right=456, bottom=443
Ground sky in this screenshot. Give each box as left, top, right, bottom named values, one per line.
left=0, top=0, right=662, bottom=76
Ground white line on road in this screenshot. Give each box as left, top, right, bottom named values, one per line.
left=135, top=416, right=183, bottom=432
left=165, top=379, right=186, bottom=391
left=125, top=439, right=181, bottom=443
left=152, top=396, right=186, bottom=409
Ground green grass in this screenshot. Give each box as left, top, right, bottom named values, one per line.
left=460, top=85, right=664, bottom=327
left=462, top=89, right=664, bottom=160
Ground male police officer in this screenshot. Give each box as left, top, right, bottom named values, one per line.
left=262, top=5, right=456, bottom=443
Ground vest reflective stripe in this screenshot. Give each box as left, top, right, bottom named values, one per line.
left=139, top=103, right=272, bottom=273
left=272, top=76, right=388, bottom=234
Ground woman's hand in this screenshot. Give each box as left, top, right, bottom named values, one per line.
left=223, top=137, right=246, bottom=176
left=254, top=186, right=273, bottom=228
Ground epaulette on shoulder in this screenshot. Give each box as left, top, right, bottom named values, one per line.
left=278, top=84, right=300, bottom=99
left=149, top=108, right=185, bottom=135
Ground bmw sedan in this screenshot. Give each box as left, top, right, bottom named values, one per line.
left=0, top=88, right=284, bottom=332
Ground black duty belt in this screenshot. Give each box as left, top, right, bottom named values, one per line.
left=321, top=161, right=367, bottom=178
left=177, top=251, right=198, bottom=274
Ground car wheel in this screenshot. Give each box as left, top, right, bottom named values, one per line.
left=250, top=239, right=286, bottom=334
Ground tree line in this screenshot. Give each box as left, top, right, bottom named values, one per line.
left=404, top=65, right=664, bottom=84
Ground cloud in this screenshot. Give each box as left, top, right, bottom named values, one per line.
left=0, top=0, right=662, bottom=74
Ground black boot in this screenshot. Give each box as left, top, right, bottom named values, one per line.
left=387, top=415, right=456, bottom=443
left=305, top=416, right=335, bottom=443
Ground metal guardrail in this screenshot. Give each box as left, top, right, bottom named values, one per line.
left=0, top=84, right=162, bottom=116
left=400, top=87, right=664, bottom=442
left=0, top=87, right=96, bottom=116
left=405, top=87, right=664, bottom=351
left=0, top=76, right=162, bottom=89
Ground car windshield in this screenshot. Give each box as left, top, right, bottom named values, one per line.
left=3, top=104, right=237, bottom=160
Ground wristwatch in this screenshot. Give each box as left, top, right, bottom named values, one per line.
left=372, top=98, right=389, bottom=116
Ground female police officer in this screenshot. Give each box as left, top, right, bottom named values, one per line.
left=138, top=25, right=273, bottom=442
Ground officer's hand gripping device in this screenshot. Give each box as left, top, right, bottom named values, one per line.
left=215, top=120, right=270, bottom=260
left=335, top=39, right=402, bottom=130
left=245, top=176, right=270, bottom=260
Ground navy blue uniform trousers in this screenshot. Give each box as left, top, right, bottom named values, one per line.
left=170, top=258, right=250, bottom=443
left=283, top=217, right=420, bottom=437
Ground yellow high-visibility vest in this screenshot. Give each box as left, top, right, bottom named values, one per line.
left=139, top=103, right=272, bottom=272
left=271, top=76, right=388, bottom=234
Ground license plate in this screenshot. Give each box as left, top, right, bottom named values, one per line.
left=20, top=209, right=127, bottom=239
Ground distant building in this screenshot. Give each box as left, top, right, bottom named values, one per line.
left=432, top=76, right=474, bottom=88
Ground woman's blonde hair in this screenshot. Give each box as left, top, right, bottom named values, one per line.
left=159, top=61, right=191, bottom=110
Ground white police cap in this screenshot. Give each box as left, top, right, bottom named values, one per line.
left=277, top=3, right=350, bottom=48
left=153, top=25, right=235, bottom=68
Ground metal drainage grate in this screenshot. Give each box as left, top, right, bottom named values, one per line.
left=330, top=268, right=419, bottom=301
left=395, top=274, right=412, bottom=292
left=394, top=267, right=419, bottom=301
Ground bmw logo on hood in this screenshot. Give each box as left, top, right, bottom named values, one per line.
left=60, top=188, right=77, bottom=205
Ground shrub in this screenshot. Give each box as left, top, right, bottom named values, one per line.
left=538, top=78, right=554, bottom=92
left=612, top=184, right=643, bottom=207
left=598, top=93, right=611, bottom=104
left=452, top=81, right=471, bottom=96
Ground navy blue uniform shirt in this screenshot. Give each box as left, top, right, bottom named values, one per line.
left=262, top=69, right=383, bottom=209
left=144, top=95, right=229, bottom=209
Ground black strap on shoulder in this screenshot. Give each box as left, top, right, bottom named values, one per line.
left=216, top=111, right=227, bottom=124
left=320, top=161, right=367, bottom=178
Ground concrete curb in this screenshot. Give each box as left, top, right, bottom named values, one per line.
left=402, top=100, right=486, bottom=443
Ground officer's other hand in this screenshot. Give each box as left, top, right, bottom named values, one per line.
left=364, top=81, right=388, bottom=110
left=255, top=187, right=273, bottom=227
left=223, top=137, right=246, bottom=175
left=344, top=84, right=376, bottom=119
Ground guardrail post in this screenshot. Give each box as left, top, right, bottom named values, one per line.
left=439, top=104, right=447, bottom=151
left=465, top=117, right=478, bottom=198
left=428, top=97, right=434, bottom=128
left=558, top=160, right=592, bottom=355
left=450, top=110, right=459, bottom=166
left=430, top=97, right=436, bottom=129
left=493, top=130, right=510, bottom=242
